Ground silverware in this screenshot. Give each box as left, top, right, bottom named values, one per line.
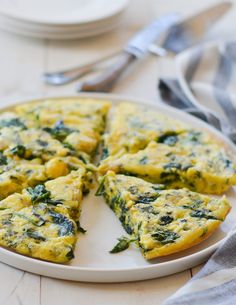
left=43, top=2, right=232, bottom=92
left=158, top=79, right=236, bottom=144
left=44, top=13, right=179, bottom=88
left=149, top=1, right=232, bottom=55
left=76, top=1, right=231, bottom=92
left=43, top=51, right=121, bottom=86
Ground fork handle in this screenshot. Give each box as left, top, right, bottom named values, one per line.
left=78, top=52, right=136, bottom=92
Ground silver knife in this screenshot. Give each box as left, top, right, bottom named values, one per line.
left=77, top=2, right=231, bottom=92
left=76, top=14, right=180, bottom=92
left=150, top=1, right=232, bottom=55
left=44, top=14, right=179, bottom=86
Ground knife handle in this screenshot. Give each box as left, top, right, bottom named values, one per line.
left=78, top=52, right=136, bottom=92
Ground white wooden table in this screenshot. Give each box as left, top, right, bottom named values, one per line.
left=0, top=0, right=235, bottom=304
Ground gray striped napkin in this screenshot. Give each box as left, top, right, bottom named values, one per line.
left=164, top=229, right=236, bottom=305
left=174, top=40, right=236, bottom=125
left=159, top=42, right=236, bottom=305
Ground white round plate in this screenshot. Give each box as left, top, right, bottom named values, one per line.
left=0, top=93, right=235, bottom=283
left=0, top=0, right=128, bottom=25
left=0, top=13, right=122, bottom=39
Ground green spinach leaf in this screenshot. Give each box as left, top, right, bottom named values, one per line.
left=27, top=185, right=51, bottom=203
left=10, top=144, right=26, bottom=158
left=0, top=153, right=7, bottom=165
left=44, top=120, right=76, bottom=141
left=76, top=221, right=87, bottom=234
left=151, top=229, right=179, bottom=244
left=110, top=236, right=137, bottom=254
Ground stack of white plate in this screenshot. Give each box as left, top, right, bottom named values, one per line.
left=0, top=0, right=128, bottom=39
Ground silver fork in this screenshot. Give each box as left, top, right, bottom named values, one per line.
left=43, top=51, right=121, bottom=86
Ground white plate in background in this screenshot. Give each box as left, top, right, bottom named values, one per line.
left=0, top=0, right=128, bottom=25
left=0, top=12, right=123, bottom=40
left=0, top=0, right=128, bottom=39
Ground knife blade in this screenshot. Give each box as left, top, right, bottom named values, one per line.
left=152, top=1, right=232, bottom=54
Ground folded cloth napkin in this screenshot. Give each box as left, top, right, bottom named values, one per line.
left=158, top=42, right=236, bottom=305
left=158, top=78, right=223, bottom=128
left=163, top=229, right=236, bottom=305
left=173, top=40, right=236, bottom=120
left=158, top=78, right=236, bottom=145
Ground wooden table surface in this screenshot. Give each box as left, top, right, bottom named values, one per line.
left=0, top=0, right=235, bottom=304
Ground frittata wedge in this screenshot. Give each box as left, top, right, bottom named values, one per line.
left=99, top=141, right=236, bottom=194
left=15, top=98, right=111, bottom=156
left=97, top=172, right=231, bottom=259
left=0, top=155, right=95, bottom=200
left=0, top=204, right=77, bottom=263
left=0, top=168, right=92, bottom=262
left=102, top=103, right=195, bottom=158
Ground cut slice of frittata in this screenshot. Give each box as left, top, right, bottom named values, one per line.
left=99, top=141, right=236, bottom=194
left=0, top=156, right=95, bottom=200
left=0, top=168, right=90, bottom=218
left=15, top=98, right=111, bottom=156
left=0, top=126, right=90, bottom=163
left=101, top=103, right=207, bottom=159
left=97, top=171, right=231, bottom=259
left=0, top=203, right=77, bottom=263
left=0, top=168, right=92, bottom=263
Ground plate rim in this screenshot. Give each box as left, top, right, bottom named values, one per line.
left=0, top=0, right=129, bottom=25
left=0, top=92, right=234, bottom=281
left=0, top=16, right=121, bottom=40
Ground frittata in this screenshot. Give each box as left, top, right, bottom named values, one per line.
left=99, top=141, right=236, bottom=194
left=0, top=156, right=94, bottom=200
left=0, top=97, right=233, bottom=263
left=101, top=103, right=210, bottom=158
left=0, top=168, right=91, bottom=262
left=0, top=203, right=77, bottom=263
left=96, top=171, right=231, bottom=259
left=15, top=98, right=111, bottom=156
left=0, top=126, right=90, bottom=163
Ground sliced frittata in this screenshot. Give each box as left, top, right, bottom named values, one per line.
left=99, top=141, right=236, bottom=194
left=101, top=103, right=197, bottom=158
left=97, top=171, right=231, bottom=259
left=0, top=203, right=77, bottom=263
left=0, top=156, right=95, bottom=200
left=0, top=126, right=90, bottom=163
left=0, top=169, right=91, bottom=262
left=15, top=98, right=111, bottom=156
